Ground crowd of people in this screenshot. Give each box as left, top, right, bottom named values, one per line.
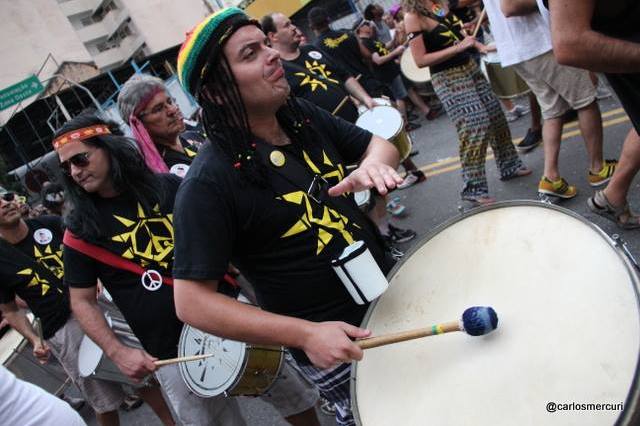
left=1, top=1, right=638, bottom=425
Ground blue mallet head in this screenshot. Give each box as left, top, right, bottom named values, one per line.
left=461, top=306, right=498, bottom=336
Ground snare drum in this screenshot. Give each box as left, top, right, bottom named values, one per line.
left=352, top=202, right=640, bottom=425
left=355, top=105, right=412, bottom=161
left=178, top=324, right=283, bottom=397
left=357, top=97, right=392, bottom=115
left=400, top=50, right=431, bottom=84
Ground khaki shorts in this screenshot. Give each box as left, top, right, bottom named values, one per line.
left=47, top=318, right=126, bottom=414
left=512, top=51, right=596, bottom=119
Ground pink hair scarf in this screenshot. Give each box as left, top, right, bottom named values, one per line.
left=129, top=86, right=169, bottom=173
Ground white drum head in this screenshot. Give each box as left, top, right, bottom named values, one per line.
left=178, top=324, right=246, bottom=397
left=78, top=335, right=103, bottom=378
left=400, top=50, right=431, bottom=84
left=357, top=97, right=393, bottom=115
left=353, top=203, right=640, bottom=426
left=354, top=190, right=371, bottom=208
left=355, top=106, right=403, bottom=140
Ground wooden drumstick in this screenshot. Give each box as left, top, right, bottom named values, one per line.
left=154, top=353, right=215, bottom=367
left=331, top=74, right=362, bottom=116
left=33, top=317, right=44, bottom=347
left=472, top=9, right=487, bottom=38
left=356, top=306, right=498, bottom=350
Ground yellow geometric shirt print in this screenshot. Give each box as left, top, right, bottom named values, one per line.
left=185, top=147, right=197, bottom=158
left=323, top=33, right=348, bottom=49
left=279, top=149, right=354, bottom=255
left=294, top=60, right=340, bottom=92
left=16, top=268, right=54, bottom=297
left=33, top=244, right=64, bottom=280
left=111, top=203, right=174, bottom=269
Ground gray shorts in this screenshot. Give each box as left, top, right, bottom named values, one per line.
left=389, top=75, right=409, bottom=101
left=46, top=318, right=126, bottom=414
left=512, top=51, right=596, bottom=119
left=259, top=353, right=319, bottom=417
left=155, top=363, right=246, bottom=426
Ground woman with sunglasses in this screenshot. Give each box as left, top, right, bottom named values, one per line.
left=403, top=0, right=531, bottom=205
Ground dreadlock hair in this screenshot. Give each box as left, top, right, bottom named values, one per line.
left=56, top=110, right=164, bottom=243
left=402, top=0, right=440, bottom=17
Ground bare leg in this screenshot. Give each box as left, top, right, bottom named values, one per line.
left=285, top=407, right=321, bottom=426
left=138, top=386, right=175, bottom=426
left=406, top=87, right=431, bottom=115
left=96, top=410, right=119, bottom=426
left=396, top=98, right=408, bottom=123
left=529, top=92, right=542, bottom=131
left=542, top=117, right=563, bottom=180
left=577, top=101, right=604, bottom=173
left=603, top=129, right=640, bottom=207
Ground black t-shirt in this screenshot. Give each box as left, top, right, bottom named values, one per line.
left=63, top=174, right=183, bottom=358
left=416, top=12, right=470, bottom=74
left=0, top=216, right=70, bottom=339
left=161, top=135, right=200, bottom=178
left=173, top=99, right=390, bottom=364
left=283, top=45, right=359, bottom=123
left=359, top=37, right=401, bottom=83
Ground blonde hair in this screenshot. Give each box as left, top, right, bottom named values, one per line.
left=402, top=0, right=446, bottom=16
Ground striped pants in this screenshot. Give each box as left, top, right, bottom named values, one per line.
left=296, top=362, right=354, bottom=425
left=431, top=61, right=524, bottom=198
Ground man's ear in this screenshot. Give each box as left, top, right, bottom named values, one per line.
left=266, top=31, right=277, bottom=46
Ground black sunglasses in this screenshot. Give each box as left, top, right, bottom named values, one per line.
left=60, top=152, right=92, bottom=175
left=1, top=192, right=15, bottom=202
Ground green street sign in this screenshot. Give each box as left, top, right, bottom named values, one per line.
left=0, top=75, right=44, bottom=111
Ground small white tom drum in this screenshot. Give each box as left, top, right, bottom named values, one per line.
left=355, top=105, right=412, bottom=161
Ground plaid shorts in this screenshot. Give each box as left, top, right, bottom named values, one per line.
left=296, top=362, right=354, bottom=426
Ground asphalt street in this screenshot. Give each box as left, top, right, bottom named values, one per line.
left=78, top=91, right=637, bottom=426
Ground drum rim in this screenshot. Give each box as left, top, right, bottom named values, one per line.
left=177, top=324, right=249, bottom=398
left=350, top=200, right=640, bottom=425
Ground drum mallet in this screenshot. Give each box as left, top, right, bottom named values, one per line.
left=154, top=353, right=215, bottom=367
left=356, top=306, right=498, bottom=350
left=33, top=317, right=44, bottom=347
left=471, top=9, right=487, bottom=38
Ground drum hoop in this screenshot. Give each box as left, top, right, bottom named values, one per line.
left=350, top=200, right=640, bottom=425
left=178, top=324, right=248, bottom=398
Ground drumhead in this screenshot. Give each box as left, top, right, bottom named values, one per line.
left=400, top=50, right=431, bottom=84
left=78, top=334, right=103, bottom=377
left=357, top=97, right=393, bottom=115
left=178, top=324, right=247, bottom=397
left=352, top=202, right=640, bottom=425
left=355, top=106, right=403, bottom=140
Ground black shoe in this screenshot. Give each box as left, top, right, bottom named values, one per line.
left=409, top=149, right=420, bottom=157
left=384, top=225, right=417, bottom=244
left=516, top=128, right=542, bottom=152
left=60, top=394, right=85, bottom=411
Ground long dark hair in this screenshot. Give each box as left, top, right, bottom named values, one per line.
left=198, top=53, right=327, bottom=186
left=56, top=111, right=163, bottom=242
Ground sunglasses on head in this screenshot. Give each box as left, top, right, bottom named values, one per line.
left=1, top=192, right=16, bottom=202
left=59, top=152, right=91, bottom=175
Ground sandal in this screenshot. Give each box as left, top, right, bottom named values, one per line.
left=425, top=105, right=444, bottom=121
left=501, top=166, right=532, bottom=181
left=587, top=190, right=640, bottom=230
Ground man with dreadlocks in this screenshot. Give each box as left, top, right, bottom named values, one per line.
left=172, top=8, right=404, bottom=426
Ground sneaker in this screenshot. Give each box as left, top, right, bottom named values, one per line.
left=461, top=194, right=496, bottom=205
left=587, top=190, right=640, bottom=229
left=538, top=176, right=577, bottom=199
left=121, top=394, right=144, bottom=411
left=516, top=128, right=542, bottom=152
left=397, top=173, right=419, bottom=189
left=319, top=397, right=336, bottom=416
left=384, top=224, right=416, bottom=244
left=386, top=199, right=406, bottom=216
left=588, top=159, right=617, bottom=187
left=405, top=122, right=421, bottom=132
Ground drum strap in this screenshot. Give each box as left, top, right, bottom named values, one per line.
left=63, top=231, right=240, bottom=288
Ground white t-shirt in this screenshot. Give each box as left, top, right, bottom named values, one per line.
left=483, top=0, right=553, bottom=66
left=0, top=366, right=86, bottom=426
left=535, top=0, right=551, bottom=26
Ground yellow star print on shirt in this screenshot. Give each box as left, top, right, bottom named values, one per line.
left=111, top=203, right=174, bottom=269
left=16, top=268, right=54, bottom=296
left=323, top=33, right=348, bottom=49
left=294, top=60, right=340, bottom=92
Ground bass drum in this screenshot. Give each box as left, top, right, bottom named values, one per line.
left=352, top=201, right=640, bottom=425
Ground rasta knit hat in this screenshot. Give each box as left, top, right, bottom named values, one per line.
left=177, top=7, right=258, bottom=99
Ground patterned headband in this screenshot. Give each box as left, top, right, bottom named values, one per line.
left=52, top=124, right=111, bottom=150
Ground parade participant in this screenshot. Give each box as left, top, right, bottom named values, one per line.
left=117, top=74, right=205, bottom=177
left=261, top=12, right=376, bottom=123
left=364, top=4, right=393, bottom=46
left=535, top=0, right=640, bottom=227
left=497, top=0, right=615, bottom=200
left=403, top=0, right=531, bottom=204
left=0, top=192, right=173, bottom=426
left=172, top=7, right=403, bottom=425
left=56, top=112, right=321, bottom=426
left=264, top=11, right=417, bottom=242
